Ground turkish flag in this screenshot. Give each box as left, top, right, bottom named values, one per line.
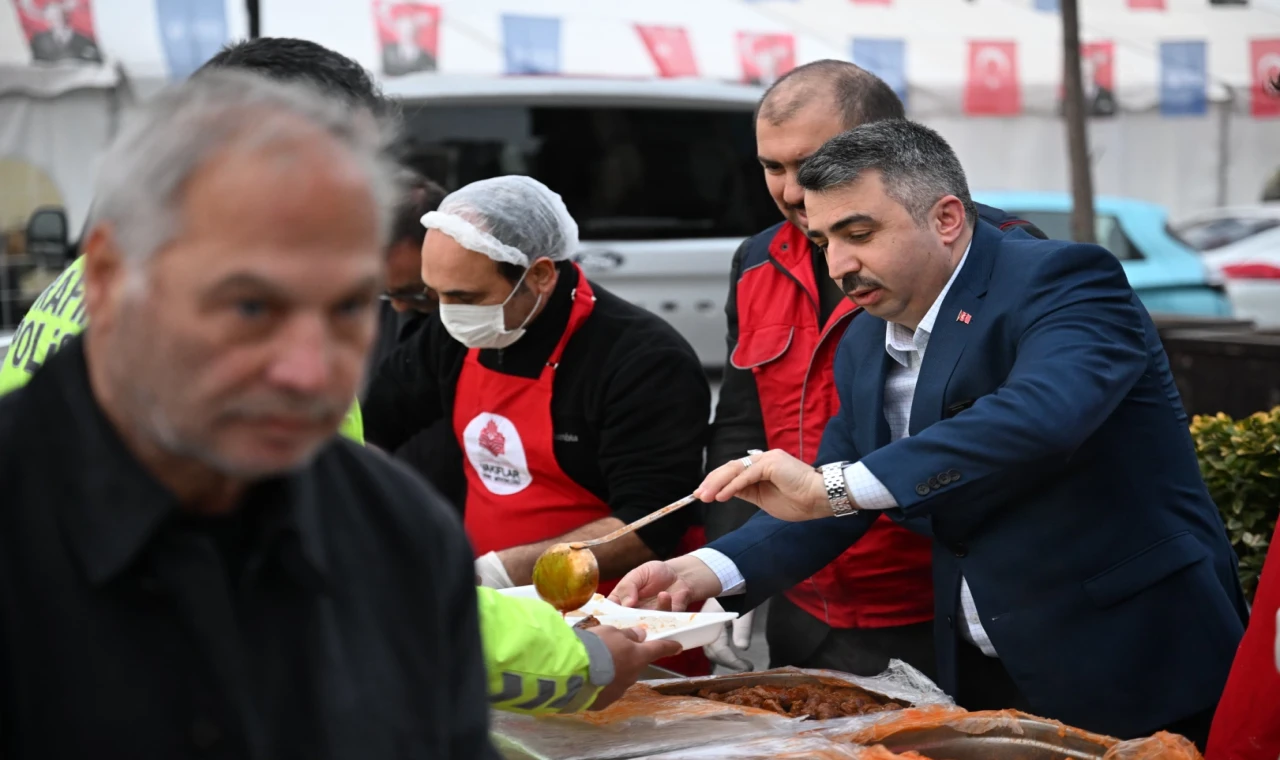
left=1250, top=39, right=1280, bottom=118
left=1127, top=0, right=1165, bottom=9
left=965, top=41, right=1020, bottom=116
left=636, top=25, right=697, bottom=78
left=737, top=32, right=795, bottom=86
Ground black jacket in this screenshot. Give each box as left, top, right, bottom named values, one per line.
left=0, top=339, right=496, bottom=759
left=363, top=262, right=711, bottom=557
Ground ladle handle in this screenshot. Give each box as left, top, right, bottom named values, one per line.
left=570, top=494, right=698, bottom=549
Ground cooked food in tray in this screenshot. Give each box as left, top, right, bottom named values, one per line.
left=572, top=615, right=602, bottom=630
left=695, top=683, right=906, bottom=720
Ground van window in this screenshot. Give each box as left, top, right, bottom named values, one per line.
left=1006, top=211, right=1143, bottom=261
left=399, top=104, right=780, bottom=240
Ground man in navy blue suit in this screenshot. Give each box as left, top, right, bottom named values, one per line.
left=611, top=120, right=1248, bottom=747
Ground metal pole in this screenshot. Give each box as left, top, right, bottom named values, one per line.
left=247, top=0, right=260, bottom=39
left=1061, top=0, right=1097, bottom=244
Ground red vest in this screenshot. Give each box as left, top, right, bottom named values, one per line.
left=732, top=222, right=934, bottom=629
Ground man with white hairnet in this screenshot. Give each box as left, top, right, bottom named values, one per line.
left=364, top=175, right=714, bottom=675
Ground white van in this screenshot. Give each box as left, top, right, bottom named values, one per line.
left=386, top=75, right=777, bottom=372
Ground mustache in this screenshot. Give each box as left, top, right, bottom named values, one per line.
left=219, top=394, right=346, bottom=424
left=841, top=274, right=884, bottom=296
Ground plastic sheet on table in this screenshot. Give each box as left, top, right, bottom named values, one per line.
left=829, top=707, right=1118, bottom=748
left=490, top=660, right=950, bottom=760
left=634, top=734, right=869, bottom=759
left=644, top=660, right=952, bottom=708
left=635, top=735, right=962, bottom=759
left=1102, top=732, right=1204, bottom=760
left=491, top=699, right=794, bottom=760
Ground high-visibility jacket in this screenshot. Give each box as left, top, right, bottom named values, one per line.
left=1, top=257, right=608, bottom=715
left=478, top=587, right=610, bottom=714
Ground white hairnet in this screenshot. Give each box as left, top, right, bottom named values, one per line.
left=420, top=175, right=580, bottom=267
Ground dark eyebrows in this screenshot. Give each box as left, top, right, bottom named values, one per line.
left=757, top=153, right=814, bottom=168
left=807, top=213, right=878, bottom=243
left=204, top=272, right=381, bottom=304
left=204, top=273, right=289, bottom=303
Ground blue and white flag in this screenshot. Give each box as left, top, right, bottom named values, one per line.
left=851, top=38, right=907, bottom=108
left=503, top=15, right=560, bottom=75
left=155, top=0, right=229, bottom=81
left=1160, top=40, right=1208, bottom=116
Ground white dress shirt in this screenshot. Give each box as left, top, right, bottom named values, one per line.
left=692, top=242, right=1000, bottom=657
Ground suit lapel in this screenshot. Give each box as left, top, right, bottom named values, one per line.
left=908, top=223, right=1000, bottom=436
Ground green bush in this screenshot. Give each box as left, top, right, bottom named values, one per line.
left=1190, top=407, right=1280, bottom=601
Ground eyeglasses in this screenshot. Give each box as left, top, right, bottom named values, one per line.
left=381, top=289, right=437, bottom=306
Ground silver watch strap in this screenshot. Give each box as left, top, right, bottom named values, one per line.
left=820, top=462, right=856, bottom=517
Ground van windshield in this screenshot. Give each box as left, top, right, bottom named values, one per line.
left=400, top=104, right=780, bottom=240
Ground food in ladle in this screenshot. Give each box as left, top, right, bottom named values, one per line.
left=532, top=543, right=599, bottom=613
left=695, top=684, right=905, bottom=720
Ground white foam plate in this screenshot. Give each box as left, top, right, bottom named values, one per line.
left=498, top=585, right=737, bottom=651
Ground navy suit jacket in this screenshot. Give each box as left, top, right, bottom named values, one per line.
left=709, top=220, right=1248, bottom=739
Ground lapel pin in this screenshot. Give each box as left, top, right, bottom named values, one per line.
left=956, top=310, right=972, bottom=325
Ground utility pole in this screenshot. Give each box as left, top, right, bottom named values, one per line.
left=1061, top=0, right=1096, bottom=243
left=247, top=0, right=260, bottom=39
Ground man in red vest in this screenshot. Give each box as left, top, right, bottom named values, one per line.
left=704, top=60, right=1042, bottom=676
left=364, top=175, right=712, bottom=675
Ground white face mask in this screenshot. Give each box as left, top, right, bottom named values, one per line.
left=438, top=268, right=543, bottom=350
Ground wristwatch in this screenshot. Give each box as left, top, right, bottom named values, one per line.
left=818, top=462, right=857, bottom=517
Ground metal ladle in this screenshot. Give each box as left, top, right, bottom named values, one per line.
left=532, top=494, right=698, bottom=613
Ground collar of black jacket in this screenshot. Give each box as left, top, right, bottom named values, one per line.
left=47, top=337, right=330, bottom=592
left=477, top=260, right=579, bottom=379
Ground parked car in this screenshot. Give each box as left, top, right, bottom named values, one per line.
left=386, top=74, right=777, bottom=372
left=1169, top=204, right=1280, bottom=328
left=972, top=191, right=1232, bottom=317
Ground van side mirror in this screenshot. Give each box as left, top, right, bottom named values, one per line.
left=25, top=207, right=70, bottom=268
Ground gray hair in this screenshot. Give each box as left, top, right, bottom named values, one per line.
left=796, top=120, right=977, bottom=227
left=89, top=68, right=402, bottom=268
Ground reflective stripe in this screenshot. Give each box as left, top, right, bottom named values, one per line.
left=513, top=679, right=557, bottom=710
left=488, top=672, right=523, bottom=704
left=548, top=675, right=584, bottom=711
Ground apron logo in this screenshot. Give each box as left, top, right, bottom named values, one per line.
left=463, top=413, right=533, bottom=496
left=479, top=420, right=506, bottom=456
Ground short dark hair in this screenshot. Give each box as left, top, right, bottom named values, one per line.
left=196, top=37, right=391, bottom=117
left=798, top=120, right=977, bottom=226
left=756, top=59, right=905, bottom=130
left=389, top=169, right=447, bottom=250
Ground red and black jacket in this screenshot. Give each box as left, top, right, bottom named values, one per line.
left=705, top=205, right=1044, bottom=629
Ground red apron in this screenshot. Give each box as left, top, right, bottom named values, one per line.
left=454, top=269, right=710, bottom=675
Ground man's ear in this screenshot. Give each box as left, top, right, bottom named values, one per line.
left=527, top=257, right=559, bottom=295
left=934, top=196, right=968, bottom=247
left=81, top=223, right=129, bottom=329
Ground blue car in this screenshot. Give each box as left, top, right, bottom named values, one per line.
left=973, top=191, right=1232, bottom=317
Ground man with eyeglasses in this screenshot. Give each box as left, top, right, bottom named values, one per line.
left=364, top=169, right=466, bottom=509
